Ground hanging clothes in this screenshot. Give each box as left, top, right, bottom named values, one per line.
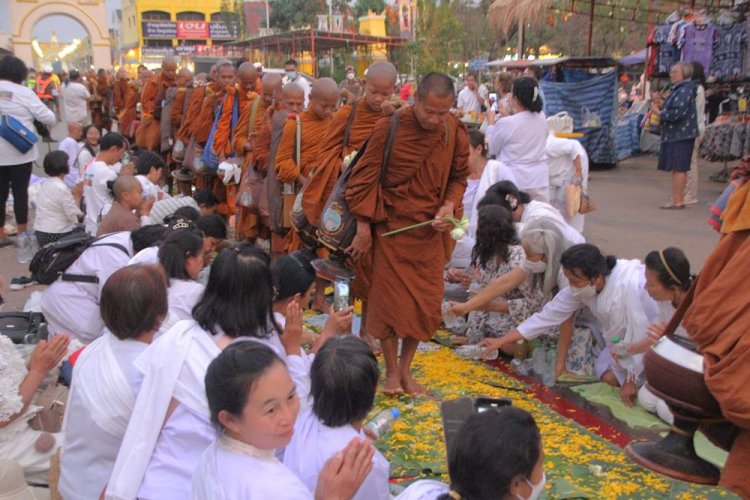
left=712, top=23, right=747, bottom=80
left=681, top=23, right=715, bottom=72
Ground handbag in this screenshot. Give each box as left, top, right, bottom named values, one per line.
left=292, top=101, right=360, bottom=248
left=318, top=110, right=400, bottom=253
left=237, top=96, right=266, bottom=212
left=29, top=383, right=68, bottom=433
left=581, top=106, right=602, bottom=128
left=0, top=115, right=38, bottom=154
left=565, top=183, right=596, bottom=219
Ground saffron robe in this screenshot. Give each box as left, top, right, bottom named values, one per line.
left=118, top=82, right=140, bottom=138
left=275, top=108, right=332, bottom=184
left=345, top=107, right=469, bottom=341
left=176, top=85, right=207, bottom=143
left=682, top=210, right=750, bottom=496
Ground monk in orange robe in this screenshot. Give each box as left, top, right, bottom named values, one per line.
left=681, top=181, right=750, bottom=497
left=232, top=72, right=282, bottom=241
left=112, top=69, right=130, bottom=117
left=274, top=78, right=339, bottom=253
left=169, top=68, right=194, bottom=131
left=136, top=57, right=177, bottom=152
left=175, top=70, right=213, bottom=145
left=345, top=73, right=469, bottom=395
left=118, top=78, right=141, bottom=140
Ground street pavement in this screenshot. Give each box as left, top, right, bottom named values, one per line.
left=0, top=144, right=728, bottom=313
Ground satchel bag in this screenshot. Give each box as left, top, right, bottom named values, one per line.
left=237, top=96, right=265, bottom=211
left=281, top=116, right=302, bottom=230
left=565, top=183, right=596, bottom=219
left=318, top=110, right=400, bottom=253
left=292, top=101, right=359, bottom=248
left=29, top=383, right=68, bottom=433
left=0, top=115, right=38, bottom=154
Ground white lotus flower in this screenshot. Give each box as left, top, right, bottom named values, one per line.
left=450, top=227, right=466, bottom=241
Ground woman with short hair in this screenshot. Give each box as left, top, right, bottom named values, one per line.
left=0, top=55, right=56, bottom=246
left=34, top=150, right=83, bottom=246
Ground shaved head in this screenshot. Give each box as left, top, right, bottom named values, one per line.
left=162, top=56, right=178, bottom=82
left=282, top=82, right=305, bottom=114
left=309, top=77, right=339, bottom=120
left=262, top=73, right=283, bottom=107
left=414, top=72, right=455, bottom=132
left=113, top=175, right=142, bottom=203
left=177, top=68, right=193, bottom=87
left=237, top=62, right=259, bottom=93
left=217, top=61, right=237, bottom=90
left=364, top=61, right=397, bottom=112
left=67, top=121, right=82, bottom=140
left=416, top=72, right=455, bottom=101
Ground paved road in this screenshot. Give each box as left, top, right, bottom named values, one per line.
left=0, top=150, right=728, bottom=312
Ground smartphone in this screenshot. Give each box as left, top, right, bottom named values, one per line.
left=333, top=278, right=350, bottom=312
left=474, top=397, right=512, bottom=413
left=489, top=92, right=498, bottom=102
left=441, top=397, right=513, bottom=457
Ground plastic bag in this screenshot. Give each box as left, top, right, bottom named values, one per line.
left=581, top=106, right=602, bottom=128
left=547, top=111, right=574, bottom=134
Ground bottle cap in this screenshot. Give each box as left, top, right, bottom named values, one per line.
left=390, top=408, right=400, bottom=419
left=612, top=336, right=621, bottom=344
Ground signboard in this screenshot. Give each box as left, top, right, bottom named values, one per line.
left=142, top=46, right=175, bottom=56
left=195, top=45, right=225, bottom=57
left=177, top=21, right=209, bottom=40
left=142, top=21, right=238, bottom=40
left=175, top=45, right=197, bottom=56
left=142, top=22, right=177, bottom=39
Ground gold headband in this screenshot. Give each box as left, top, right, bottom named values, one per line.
left=659, top=250, right=682, bottom=286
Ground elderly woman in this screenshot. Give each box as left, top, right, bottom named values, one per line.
left=657, top=62, right=698, bottom=209
left=545, top=117, right=590, bottom=232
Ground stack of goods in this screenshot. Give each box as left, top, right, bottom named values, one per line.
left=700, top=113, right=750, bottom=161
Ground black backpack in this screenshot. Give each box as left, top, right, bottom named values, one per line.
left=29, top=231, right=129, bottom=285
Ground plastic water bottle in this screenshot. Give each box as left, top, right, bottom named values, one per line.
left=542, top=346, right=557, bottom=387
left=17, top=232, right=32, bottom=264
left=611, top=337, right=636, bottom=373
left=511, top=358, right=533, bottom=376
left=364, top=408, right=400, bottom=439
left=531, top=344, right=547, bottom=376
left=455, top=344, right=499, bottom=361
left=441, top=301, right=459, bottom=329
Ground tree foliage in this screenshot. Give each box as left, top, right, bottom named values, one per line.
left=269, top=0, right=328, bottom=31
left=354, top=0, right=387, bottom=19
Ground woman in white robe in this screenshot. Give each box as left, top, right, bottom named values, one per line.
left=157, top=227, right=206, bottom=331
left=107, top=244, right=341, bottom=500
left=545, top=131, right=589, bottom=233
left=192, top=341, right=375, bottom=500
left=60, top=264, right=168, bottom=500
left=480, top=243, right=659, bottom=407
left=284, top=336, right=389, bottom=500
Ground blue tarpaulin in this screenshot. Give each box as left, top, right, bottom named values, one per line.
left=541, top=71, right=619, bottom=164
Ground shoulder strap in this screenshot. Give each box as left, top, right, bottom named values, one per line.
left=380, top=110, right=400, bottom=186
left=61, top=242, right=130, bottom=284
left=341, top=101, right=359, bottom=149
left=295, top=115, right=302, bottom=167
left=246, top=95, right=262, bottom=139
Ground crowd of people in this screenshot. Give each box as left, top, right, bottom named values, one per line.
left=0, top=50, right=748, bottom=499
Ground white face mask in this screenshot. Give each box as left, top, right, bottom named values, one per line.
left=286, top=71, right=297, bottom=81
left=346, top=72, right=355, bottom=80
left=570, top=283, right=597, bottom=299
left=522, top=259, right=547, bottom=274
left=517, top=472, right=546, bottom=500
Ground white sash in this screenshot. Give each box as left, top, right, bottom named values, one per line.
left=106, top=320, right=220, bottom=500
left=74, top=332, right=134, bottom=438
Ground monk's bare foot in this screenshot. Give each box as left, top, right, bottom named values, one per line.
left=401, top=373, right=428, bottom=396
left=451, top=336, right=468, bottom=346
left=382, top=373, right=404, bottom=395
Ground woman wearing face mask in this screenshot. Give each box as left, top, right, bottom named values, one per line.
left=395, top=407, right=545, bottom=500
left=193, top=341, right=375, bottom=499
left=450, top=205, right=546, bottom=349
left=479, top=243, right=659, bottom=406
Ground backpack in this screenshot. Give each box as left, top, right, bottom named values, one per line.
left=292, top=101, right=359, bottom=248
left=29, top=231, right=129, bottom=285
left=318, top=110, right=400, bottom=254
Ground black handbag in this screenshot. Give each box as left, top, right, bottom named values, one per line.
left=0, top=312, right=47, bottom=344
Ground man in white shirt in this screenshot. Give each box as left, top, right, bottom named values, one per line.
left=284, top=59, right=311, bottom=108
left=62, top=70, right=92, bottom=126
left=83, top=132, right=127, bottom=235
left=456, top=74, right=487, bottom=116
left=134, top=150, right=168, bottom=202
left=58, top=121, right=83, bottom=187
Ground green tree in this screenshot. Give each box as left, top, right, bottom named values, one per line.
left=414, top=0, right=462, bottom=76
left=269, top=0, right=327, bottom=31
left=219, top=0, right=246, bottom=39
left=354, top=0, right=386, bottom=18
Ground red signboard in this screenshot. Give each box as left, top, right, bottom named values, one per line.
left=176, top=21, right=209, bottom=40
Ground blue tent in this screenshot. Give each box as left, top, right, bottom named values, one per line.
left=541, top=71, right=619, bottom=165
left=617, top=49, right=648, bottom=67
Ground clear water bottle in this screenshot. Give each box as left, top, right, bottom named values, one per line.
left=531, top=344, right=547, bottom=376
left=364, top=408, right=400, bottom=439
left=17, top=232, right=32, bottom=264
left=542, top=346, right=557, bottom=387
left=511, top=358, right=533, bottom=376
left=455, top=344, right=499, bottom=360
left=441, top=301, right=459, bottom=329
left=611, top=337, right=636, bottom=373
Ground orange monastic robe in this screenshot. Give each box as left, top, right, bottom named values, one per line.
left=193, top=83, right=222, bottom=145
left=171, top=87, right=190, bottom=130
left=275, top=108, right=332, bottom=184
left=681, top=183, right=750, bottom=497
left=345, top=108, right=469, bottom=342
left=176, top=85, right=207, bottom=143
left=113, top=79, right=129, bottom=114
left=301, top=99, right=383, bottom=227
left=118, top=82, right=140, bottom=138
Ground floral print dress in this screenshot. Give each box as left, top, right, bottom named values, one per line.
left=466, top=245, right=548, bottom=344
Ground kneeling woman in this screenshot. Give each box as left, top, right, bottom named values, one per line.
left=480, top=244, right=659, bottom=406
left=158, top=226, right=206, bottom=329
left=192, top=342, right=374, bottom=499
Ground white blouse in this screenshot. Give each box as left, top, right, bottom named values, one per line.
left=33, top=177, right=82, bottom=234
left=488, top=111, right=549, bottom=190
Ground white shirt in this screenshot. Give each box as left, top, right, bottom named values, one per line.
left=457, top=87, right=484, bottom=114
left=84, top=160, right=118, bottom=235
left=284, top=409, right=390, bottom=500
left=137, top=175, right=169, bottom=202
left=545, top=138, right=589, bottom=233
left=521, top=201, right=585, bottom=246
left=0, top=80, right=56, bottom=165
left=192, top=436, right=314, bottom=500
left=41, top=231, right=133, bottom=343
left=395, top=480, right=450, bottom=500
left=59, top=333, right=148, bottom=500
left=286, top=75, right=311, bottom=108
left=467, top=159, right=518, bottom=240
left=128, top=246, right=159, bottom=265
left=489, top=111, right=549, bottom=190
left=33, top=177, right=82, bottom=234
left=62, top=81, right=91, bottom=124
left=168, top=279, right=205, bottom=322
left=77, top=147, right=95, bottom=181
left=58, top=137, right=81, bottom=187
